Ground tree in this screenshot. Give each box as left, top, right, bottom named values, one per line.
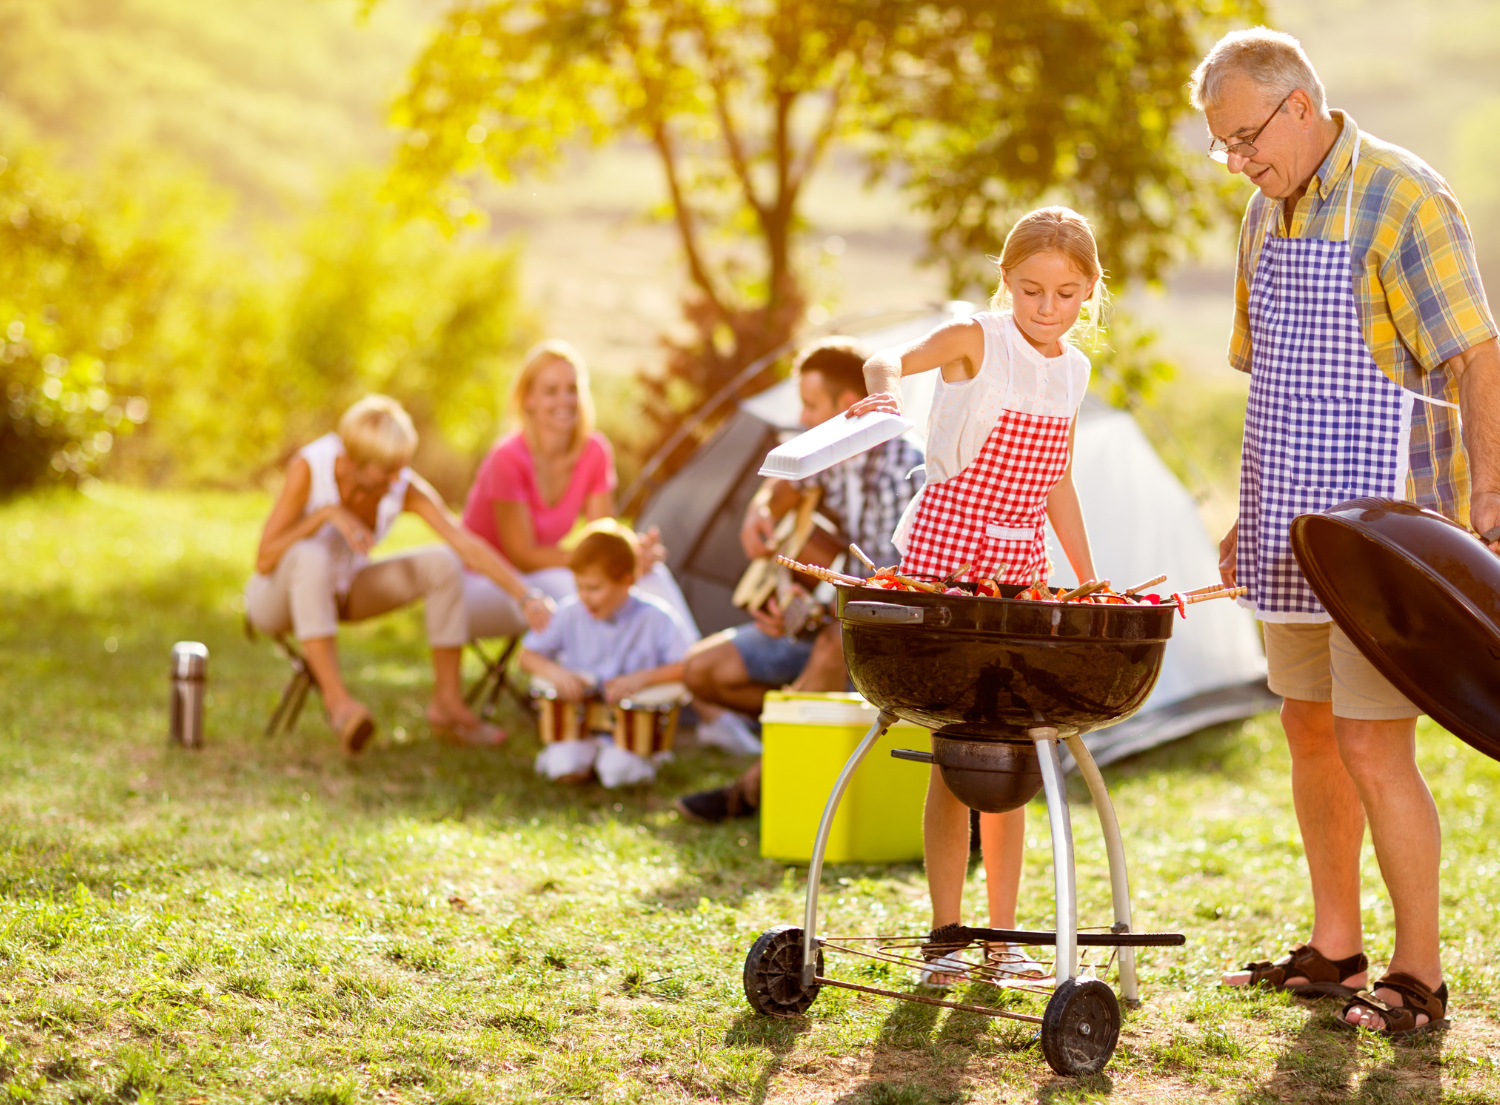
left=389, top=0, right=1259, bottom=433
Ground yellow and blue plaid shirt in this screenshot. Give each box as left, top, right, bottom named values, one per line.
left=1231, top=111, right=1497, bottom=524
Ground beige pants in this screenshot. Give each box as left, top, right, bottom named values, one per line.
left=246, top=540, right=467, bottom=648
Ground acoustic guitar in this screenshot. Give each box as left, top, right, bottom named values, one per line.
left=731, top=487, right=847, bottom=637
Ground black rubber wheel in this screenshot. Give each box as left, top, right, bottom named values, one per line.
left=1040, top=978, right=1120, bottom=1076
left=743, top=925, right=823, bottom=1017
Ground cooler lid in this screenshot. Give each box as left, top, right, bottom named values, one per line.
left=760, top=691, right=922, bottom=728
left=1289, top=497, right=1500, bottom=761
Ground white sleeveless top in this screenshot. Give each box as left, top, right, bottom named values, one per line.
left=299, top=433, right=412, bottom=597
left=893, top=312, right=1090, bottom=552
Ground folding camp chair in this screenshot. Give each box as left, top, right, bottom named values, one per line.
left=245, top=618, right=320, bottom=737
left=466, top=637, right=525, bottom=721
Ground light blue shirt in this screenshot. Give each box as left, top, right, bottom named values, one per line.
left=523, top=591, right=691, bottom=683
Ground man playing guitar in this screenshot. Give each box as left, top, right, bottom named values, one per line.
left=677, top=337, right=923, bottom=823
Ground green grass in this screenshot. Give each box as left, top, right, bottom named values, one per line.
left=1, top=486, right=1498, bottom=1103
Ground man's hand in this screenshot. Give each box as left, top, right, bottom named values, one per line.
left=327, top=506, right=374, bottom=556
left=1455, top=338, right=1500, bottom=556
left=740, top=503, right=777, bottom=559
left=844, top=391, right=903, bottom=419
left=749, top=595, right=787, bottom=639
left=1472, top=492, right=1500, bottom=553
left=1219, top=519, right=1239, bottom=588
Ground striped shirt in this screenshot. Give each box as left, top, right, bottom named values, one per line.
left=1230, top=111, right=1497, bottom=524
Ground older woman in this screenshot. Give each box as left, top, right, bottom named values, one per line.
left=246, top=395, right=551, bottom=754
left=461, top=340, right=698, bottom=638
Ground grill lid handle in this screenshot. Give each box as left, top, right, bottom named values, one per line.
left=842, top=601, right=952, bottom=628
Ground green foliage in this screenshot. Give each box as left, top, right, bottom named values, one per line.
left=1088, top=313, right=1178, bottom=412
left=0, top=132, right=533, bottom=497
left=390, top=0, right=1261, bottom=437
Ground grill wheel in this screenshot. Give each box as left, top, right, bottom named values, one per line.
left=743, top=925, right=823, bottom=1017
left=1041, top=977, right=1121, bottom=1076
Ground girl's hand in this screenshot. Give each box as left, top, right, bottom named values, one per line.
left=523, top=591, right=554, bottom=632
left=327, top=506, right=375, bottom=556
left=844, top=391, right=903, bottom=419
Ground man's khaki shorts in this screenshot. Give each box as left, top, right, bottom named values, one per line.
left=1262, top=621, right=1419, bottom=721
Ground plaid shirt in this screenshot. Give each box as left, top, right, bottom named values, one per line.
left=1230, top=111, right=1498, bottom=524
left=795, top=435, right=923, bottom=569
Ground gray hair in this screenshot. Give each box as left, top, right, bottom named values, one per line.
left=1189, top=28, right=1327, bottom=116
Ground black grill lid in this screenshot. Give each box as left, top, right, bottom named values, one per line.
left=1289, top=497, right=1500, bottom=761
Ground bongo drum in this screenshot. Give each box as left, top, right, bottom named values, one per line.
left=612, top=681, right=691, bottom=758
left=529, top=677, right=601, bottom=744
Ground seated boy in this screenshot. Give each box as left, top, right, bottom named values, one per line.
left=519, top=519, right=692, bottom=786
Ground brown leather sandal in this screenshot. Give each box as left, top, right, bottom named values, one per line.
left=329, top=703, right=375, bottom=756
left=1239, top=943, right=1368, bottom=998
left=1338, top=973, right=1449, bottom=1039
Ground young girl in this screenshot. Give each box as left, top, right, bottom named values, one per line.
left=846, top=206, right=1103, bottom=986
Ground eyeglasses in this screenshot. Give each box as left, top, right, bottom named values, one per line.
left=1208, top=94, right=1290, bottom=164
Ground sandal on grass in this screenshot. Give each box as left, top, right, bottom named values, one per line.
left=431, top=719, right=507, bottom=748
left=1337, top=973, right=1449, bottom=1039
left=329, top=703, right=375, bottom=756
left=918, top=923, right=973, bottom=989
left=984, top=942, right=1048, bottom=981
left=1237, top=943, right=1368, bottom=998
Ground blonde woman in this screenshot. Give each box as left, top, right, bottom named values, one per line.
left=461, top=340, right=697, bottom=638
left=246, top=395, right=552, bottom=754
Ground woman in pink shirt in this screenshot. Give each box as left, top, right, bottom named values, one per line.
left=462, top=341, right=697, bottom=638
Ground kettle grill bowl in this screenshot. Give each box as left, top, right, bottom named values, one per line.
left=837, top=586, right=1175, bottom=739
left=931, top=736, right=1043, bottom=812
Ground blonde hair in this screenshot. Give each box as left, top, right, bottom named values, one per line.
left=568, top=518, right=638, bottom=582
left=337, top=395, right=418, bottom=468
left=988, top=206, right=1107, bottom=346
left=510, top=339, right=596, bottom=455
left=1190, top=28, right=1327, bottom=117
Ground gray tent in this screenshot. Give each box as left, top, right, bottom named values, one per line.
left=634, top=305, right=1275, bottom=765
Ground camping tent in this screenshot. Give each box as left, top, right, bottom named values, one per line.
left=637, top=305, right=1275, bottom=765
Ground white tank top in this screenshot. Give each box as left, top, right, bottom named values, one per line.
left=298, top=433, right=412, bottom=596
left=893, top=312, right=1090, bottom=553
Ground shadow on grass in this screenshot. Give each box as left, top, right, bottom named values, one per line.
left=1233, top=1004, right=1445, bottom=1105
left=723, top=1012, right=812, bottom=1105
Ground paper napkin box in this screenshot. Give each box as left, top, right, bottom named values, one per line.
left=758, top=411, right=913, bottom=480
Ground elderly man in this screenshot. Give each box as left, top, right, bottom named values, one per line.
left=1191, top=29, right=1500, bottom=1037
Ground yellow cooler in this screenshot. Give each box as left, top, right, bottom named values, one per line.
left=759, top=692, right=929, bottom=863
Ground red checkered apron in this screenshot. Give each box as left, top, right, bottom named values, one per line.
left=900, top=407, right=1072, bottom=584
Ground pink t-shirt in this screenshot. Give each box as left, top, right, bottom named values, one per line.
left=462, top=431, right=617, bottom=553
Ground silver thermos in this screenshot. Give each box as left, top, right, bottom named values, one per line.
left=169, top=642, right=209, bottom=748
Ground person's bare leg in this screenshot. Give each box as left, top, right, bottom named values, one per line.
left=426, top=647, right=483, bottom=729
left=1223, top=697, right=1367, bottom=988
left=1336, top=716, right=1441, bottom=1028
left=924, top=768, right=973, bottom=983
left=788, top=624, right=846, bottom=693
left=683, top=635, right=772, bottom=715
left=980, top=807, right=1026, bottom=928
left=301, top=636, right=362, bottom=719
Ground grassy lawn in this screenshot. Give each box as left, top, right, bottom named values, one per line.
left=1, top=486, right=1498, bottom=1103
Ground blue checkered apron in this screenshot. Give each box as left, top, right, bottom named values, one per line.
left=1239, top=132, right=1417, bottom=622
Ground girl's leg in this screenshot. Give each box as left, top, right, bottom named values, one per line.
left=925, top=767, right=971, bottom=928
left=980, top=807, right=1026, bottom=928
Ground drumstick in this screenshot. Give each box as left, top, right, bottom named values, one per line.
left=1184, top=586, right=1248, bottom=604
left=1123, top=574, right=1167, bottom=596
left=774, top=555, right=864, bottom=587
left=848, top=543, right=878, bottom=573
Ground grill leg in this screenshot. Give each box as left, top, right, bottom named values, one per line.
left=1065, top=734, right=1137, bottom=1002
left=802, top=710, right=896, bottom=987
left=1032, top=727, right=1077, bottom=982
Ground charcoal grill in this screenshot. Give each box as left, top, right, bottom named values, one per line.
left=742, top=583, right=1187, bottom=1076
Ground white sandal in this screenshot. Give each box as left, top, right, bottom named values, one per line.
left=984, top=942, right=1048, bottom=981
left=919, top=953, right=973, bottom=989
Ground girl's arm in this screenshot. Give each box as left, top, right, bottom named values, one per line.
left=847, top=318, right=986, bottom=419
left=603, top=661, right=685, bottom=705
left=405, top=475, right=554, bottom=630
left=1045, top=418, right=1097, bottom=585
left=255, top=456, right=352, bottom=574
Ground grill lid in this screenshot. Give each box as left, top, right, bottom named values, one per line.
left=1289, top=497, right=1500, bottom=761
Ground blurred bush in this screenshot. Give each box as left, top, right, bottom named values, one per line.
left=0, top=131, right=534, bottom=500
